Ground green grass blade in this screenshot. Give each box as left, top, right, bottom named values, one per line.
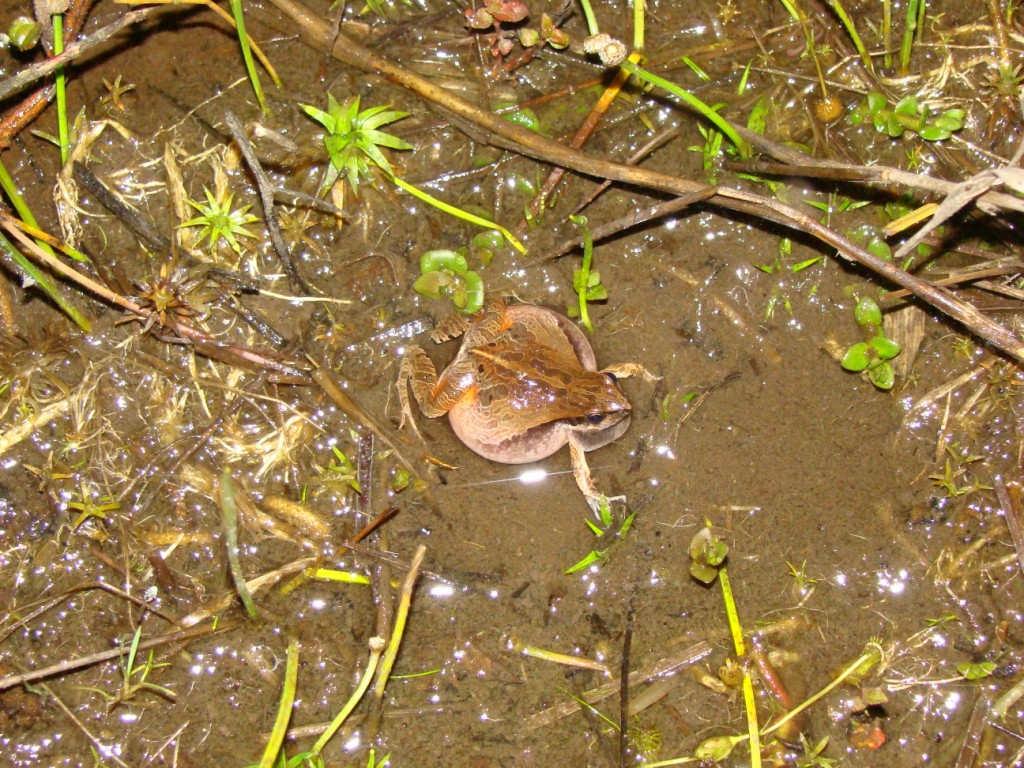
left=218, top=469, right=258, bottom=619
left=229, top=0, right=267, bottom=114
left=621, top=60, right=748, bottom=156
left=52, top=14, right=69, bottom=165
left=258, top=638, right=299, bottom=768
left=899, top=0, right=922, bottom=73
left=826, top=1, right=874, bottom=73
left=0, top=231, right=91, bottom=331
left=391, top=175, right=526, bottom=254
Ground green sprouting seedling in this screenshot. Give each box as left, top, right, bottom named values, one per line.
left=796, top=734, right=838, bottom=768
left=301, top=94, right=412, bottom=195
left=68, top=483, right=120, bottom=530
left=3, top=16, right=40, bottom=50
left=79, top=626, right=176, bottom=710
left=849, top=91, right=965, bottom=142
left=568, top=214, right=607, bottom=332
left=413, top=249, right=484, bottom=314
left=840, top=297, right=901, bottom=390
left=688, top=124, right=724, bottom=181
left=565, top=508, right=637, bottom=574
left=318, top=445, right=361, bottom=493
left=688, top=524, right=728, bottom=585
left=805, top=192, right=870, bottom=226
left=928, top=443, right=992, bottom=498
left=181, top=187, right=260, bottom=255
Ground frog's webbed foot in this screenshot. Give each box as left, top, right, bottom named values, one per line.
left=568, top=437, right=626, bottom=517
left=601, top=362, right=661, bottom=384
left=430, top=313, right=473, bottom=344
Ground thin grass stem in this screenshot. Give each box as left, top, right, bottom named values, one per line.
left=373, top=544, right=426, bottom=697
left=719, top=568, right=761, bottom=768
left=632, top=0, right=645, bottom=51
left=258, top=638, right=299, bottom=768
left=228, top=0, right=267, bottom=113
left=577, top=0, right=600, bottom=35
left=390, top=175, right=526, bottom=254
left=312, top=636, right=386, bottom=756
left=825, top=1, right=874, bottom=73
left=620, top=61, right=747, bottom=154
left=52, top=14, right=69, bottom=164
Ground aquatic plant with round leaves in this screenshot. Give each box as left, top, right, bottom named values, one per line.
left=849, top=91, right=965, bottom=142
left=840, top=297, right=901, bottom=390
left=413, top=249, right=484, bottom=314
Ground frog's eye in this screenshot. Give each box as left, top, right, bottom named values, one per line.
left=604, top=372, right=618, bottom=383
left=586, top=413, right=606, bottom=425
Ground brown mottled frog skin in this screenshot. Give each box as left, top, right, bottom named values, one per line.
left=399, top=298, right=651, bottom=512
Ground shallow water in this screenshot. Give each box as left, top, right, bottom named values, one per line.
left=0, top=1, right=1021, bottom=766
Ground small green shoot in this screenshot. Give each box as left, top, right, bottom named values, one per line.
left=796, top=734, right=838, bottom=768
left=928, top=444, right=991, bottom=498
left=688, top=524, right=728, bottom=584
left=181, top=187, right=260, bottom=255
left=228, top=0, right=272, bottom=113
left=688, top=124, right=724, bottom=181
left=957, top=660, right=995, bottom=681
left=840, top=297, right=901, bottom=390
left=68, top=484, right=119, bottom=530
left=899, top=0, right=927, bottom=74
left=568, top=214, right=607, bottom=332
left=805, top=192, right=869, bottom=226
left=319, top=445, right=361, bottom=493
left=301, top=94, right=412, bottom=195
left=849, top=91, right=964, bottom=141
left=79, top=625, right=176, bottom=709
left=565, top=508, right=636, bottom=574
left=680, top=55, right=710, bottom=81
left=413, top=249, right=484, bottom=314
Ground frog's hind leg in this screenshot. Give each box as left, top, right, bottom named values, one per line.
left=398, top=347, right=447, bottom=441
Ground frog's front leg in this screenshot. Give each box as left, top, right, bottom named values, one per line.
left=568, top=435, right=626, bottom=517
left=601, top=362, right=660, bottom=384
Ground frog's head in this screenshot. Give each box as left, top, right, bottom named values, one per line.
left=566, top=371, right=632, bottom=452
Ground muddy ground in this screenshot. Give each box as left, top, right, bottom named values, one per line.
left=0, top=0, right=1021, bottom=766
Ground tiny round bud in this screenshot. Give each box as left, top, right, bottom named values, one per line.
left=814, top=95, right=844, bottom=123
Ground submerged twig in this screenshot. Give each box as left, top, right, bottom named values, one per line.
left=72, top=161, right=170, bottom=252
left=223, top=110, right=311, bottom=293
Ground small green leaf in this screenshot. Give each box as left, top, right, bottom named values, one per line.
left=841, top=342, right=871, bottom=371
left=869, top=334, right=901, bottom=360
left=866, top=91, right=887, bottom=115
left=854, top=297, right=882, bottom=327
left=420, top=249, right=467, bottom=275
left=918, top=125, right=952, bottom=142
left=893, top=95, right=920, bottom=117
left=565, top=549, right=605, bottom=574
left=884, top=115, right=904, bottom=137
left=867, top=237, right=892, bottom=261
left=412, top=270, right=449, bottom=299
left=586, top=284, right=608, bottom=301
left=790, top=256, right=822, bottom=272
left=957, top=660, right=995, bottom=681
left=746, top=96, right=769, bottom=135
left=460, top=270, right=484, bottom=314
left=867, top=361, right=895, bottom=390
left=502, top=107, right=542, bottom=133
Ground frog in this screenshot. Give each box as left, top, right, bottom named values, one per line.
left=398, top=297, right=652, bottom=514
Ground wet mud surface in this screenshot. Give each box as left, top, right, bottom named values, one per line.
left=0, top=0, right=1021, bottom=766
